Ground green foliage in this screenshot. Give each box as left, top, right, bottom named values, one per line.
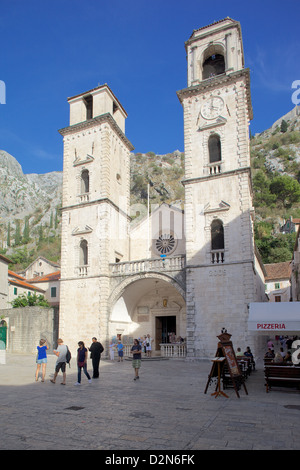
left=255, top=232, right=297, bottom=264
left=14, top=219, right=21, bottom=246
left=252, top=171, right=276, bottom=207
left=269, top=175, right=300, bottom=208
left=11, top=292, right=50, bottom=308
left=280, top=119, right=288, bottom=133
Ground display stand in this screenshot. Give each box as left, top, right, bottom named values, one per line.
left=209, top=357, right=228, bottom=398
left=204, top=331, right=248, bottom=398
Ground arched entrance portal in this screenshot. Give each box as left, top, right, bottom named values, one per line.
left=109, top=276, right=186, bottom=354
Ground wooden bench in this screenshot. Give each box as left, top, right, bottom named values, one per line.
left=264, top=365, right=300, bottom=393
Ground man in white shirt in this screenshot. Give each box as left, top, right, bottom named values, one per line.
left=50, top=338, right=68, bottom=385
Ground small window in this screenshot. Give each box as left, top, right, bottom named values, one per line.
left=51, top=287, right=57, bottom=298
left=14, top=287, right=17, bottom=295
left=211, top=219, right=224, bottom=251
left=208, top=134, right=221, bottom=163
left=275, top=283, right=280, bottom=290
left=275, top=295, right=281, bottom=302
left=84, top=95, right=93, bottom=120
left=80, top=240, right=88, bottom=266
left=81, top=169, right=89, bottom=193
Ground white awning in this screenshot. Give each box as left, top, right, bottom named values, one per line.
left=248, top=302, right=300, bottom=332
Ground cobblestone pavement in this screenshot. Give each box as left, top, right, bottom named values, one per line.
left=0, top=352, right=299, bottom=452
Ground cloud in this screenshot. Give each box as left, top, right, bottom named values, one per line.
left=248, top=43, right=300, bottom=93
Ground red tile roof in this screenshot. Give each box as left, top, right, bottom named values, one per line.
left=264, top=261, right=291, bottom=281
left=9, top=273, right=46, bottom=293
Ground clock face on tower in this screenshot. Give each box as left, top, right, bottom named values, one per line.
left=201, top=96, right=224, bottom=120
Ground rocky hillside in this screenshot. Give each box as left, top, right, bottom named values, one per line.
left=0, top=150, right=62, bottom=269
left=1, top=105, right=300, bottom=269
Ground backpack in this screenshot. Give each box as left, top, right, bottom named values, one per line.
left=66, top=346, right=72, bottom=366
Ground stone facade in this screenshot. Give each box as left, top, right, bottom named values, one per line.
left=58, top=18, right=266, bottom=359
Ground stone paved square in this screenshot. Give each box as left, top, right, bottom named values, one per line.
left=0, top=353, right=299, bottom=452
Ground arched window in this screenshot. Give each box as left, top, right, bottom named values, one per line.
left=211, top=219, right=224, bottom=251
left=208, top=134, right=221, bottom=163
left=202, top=53, right=225, bottom=80
left=80, top=240, right=88, bottom=265
left=81, top=169, right=89, bottom=194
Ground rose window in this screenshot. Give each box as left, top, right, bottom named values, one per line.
left=155, top=234, right=176, bottom=255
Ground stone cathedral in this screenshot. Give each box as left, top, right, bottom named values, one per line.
left=58, top=18, right=266, bottom=360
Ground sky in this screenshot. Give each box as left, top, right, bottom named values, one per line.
left=0, top=0, right=299, bottom=175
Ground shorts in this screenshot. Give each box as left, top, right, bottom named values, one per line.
left=37, top=358, right=47, bottom=364
left=55, top=362, right=66, bottom=373
left=132, top=359, right=141, bottom=369
left=118, top=351, right=123, bottom=357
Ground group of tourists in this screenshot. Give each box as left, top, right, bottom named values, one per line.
left=35, top=334, right=152, bottom=384
left=35, top=336, right=104, bottom=386
left=264, top=335, right=298, bottom=364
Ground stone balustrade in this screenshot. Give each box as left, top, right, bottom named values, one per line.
left=160, top=342, right=186, bottom=357
left=109, top=255, right=186, bottom=276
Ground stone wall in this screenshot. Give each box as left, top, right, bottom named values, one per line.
left=0, top=306, right=58, bottom=354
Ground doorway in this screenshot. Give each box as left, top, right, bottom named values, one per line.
left=0, top=320, right=7, bottom=349
left=155, top=316, right=176, bottom=349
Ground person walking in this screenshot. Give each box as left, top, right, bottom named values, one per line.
left=117, top=340, right=124, bottom=362
left=75, top=341, right=91, bottom=386
left=35, top=338, right=49, bottom=382
left=89, top=337, right=104, bottom=378
left=50, top=338, right=68, bottom=385
left=131, top=338, right=142, bottom=380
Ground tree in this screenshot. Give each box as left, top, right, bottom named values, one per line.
left=14, top=220, right=22, bottom=246
left=280, top=119, right=288, bottom=133
left=7, top=222, right=11, bottom=247
left=252, top=170, right=276, bottom=207
left=11, top=292, right=50, bottom=308
left=269, top=175, right=300, bottom=208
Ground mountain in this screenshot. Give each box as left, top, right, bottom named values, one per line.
left=1, top=105, right=300, bottom=268
left=0, top=150, right=62, bottom=268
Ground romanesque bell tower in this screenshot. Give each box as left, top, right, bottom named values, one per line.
left=58, top=85, right=134, bottom=351
left=177, top=18, right=265, bottom=359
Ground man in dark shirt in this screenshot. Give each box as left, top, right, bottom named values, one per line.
left=89, top=337, right=104, bottom=378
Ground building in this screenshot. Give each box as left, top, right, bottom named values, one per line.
left=18, top=256, right=60, bottom=279
left=264, top=261, right=291, bottom=302
left=8, top=270, right=46, bottom=306
left=28, top=270, right=60, bottom=307
left=291, top=226, right=300, bottom=301
left=0, top=254, right=12, bottom=309
left=281, top=216, right=300, bottom=234
left=58, top=18, right=267, bottom=359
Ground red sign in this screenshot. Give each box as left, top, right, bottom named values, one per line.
left=257, top=323, right=286, bottom=330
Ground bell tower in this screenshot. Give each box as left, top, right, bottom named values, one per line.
left=58, top=84, right=134, bottom=351
left=177, top=18, right=265, bottom=359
